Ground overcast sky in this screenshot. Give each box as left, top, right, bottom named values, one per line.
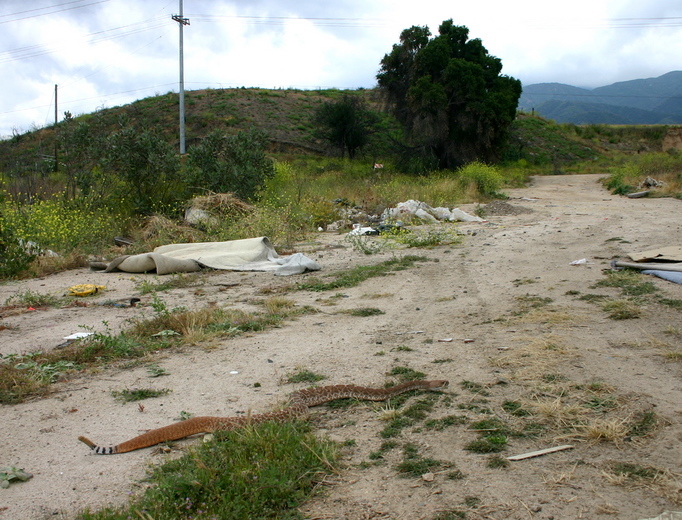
left=1, top=0, right=680, bottom=138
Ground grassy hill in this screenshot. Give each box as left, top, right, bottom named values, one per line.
left=0, top=86, right=673, bottom=178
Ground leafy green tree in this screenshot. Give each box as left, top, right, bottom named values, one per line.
left=186, top=128, right=274, bottom=200
left=377, top=19, right=522, bottom=169
left=314, top=95, right=378, bottom=158
left=103, top=124, right=182, bottom=214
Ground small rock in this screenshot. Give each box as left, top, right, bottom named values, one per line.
left=421, top=472, right=435, bottom=482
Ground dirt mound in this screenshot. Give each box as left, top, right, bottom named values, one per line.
left=483, top=199, right=533, bottom=216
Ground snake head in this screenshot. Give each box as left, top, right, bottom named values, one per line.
left=428, top=380, right=449, bottom=390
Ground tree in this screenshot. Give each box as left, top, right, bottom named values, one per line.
left=103, top=123, right=182, bottom=214
left=377, top=20, right=522, bottom=169
left=314, top=95, right=378, bottom=159
left=186, top=128, right=274, bottom=200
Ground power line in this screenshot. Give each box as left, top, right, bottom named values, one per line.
left=0, top=16, right=170, bottom=64
left=0, top=0, right=110, bottom=25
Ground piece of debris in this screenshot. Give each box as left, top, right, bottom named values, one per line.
left=56, top=332, right=95, bottom=349
left=421, top=472, right=435, bottom=482
left=114, top=236, right=134, bottom=247
left=348, top=225, right=379, bottom=236
left=381, top=200, right=485, bottom=223
left=507, top=444, right=574, bottom=461
left=627, top=190, right=650, bottom=199
left=639, top=176, right=665, bottom=189
left=569, top=258, right=588, bottom=265
left=438, top=338, right=453, bottom=343
left=68, top=284, right=106, bottom=297
left=99, top=298, right=140, bottom=308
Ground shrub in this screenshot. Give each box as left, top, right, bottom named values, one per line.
left=456, top=162, right=503, bottom=197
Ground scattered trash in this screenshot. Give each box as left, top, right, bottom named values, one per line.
left=348, top=225, right=379, bottom=236
left=627, top=190, right=650, bottom=199
left=114, top=236, right=134, bottom=247
left=63, top=332, right=94, bottom=341
left=230, top=370, right=239, bottom=375
left=628, top=246, right=682, bottom=263
left=613, top=246, right=682, bottom=283
left=0, top=466, right=33, bottom=488
left=381, top=200, right=485, bottom=223
left=569, top=258, right=588, bottom=265
left=151, top=330, right=180, bottom=337
left=438, top=338, right=453, bottom=343
left=463, top=338, right=475, bottom=343
left=639, top=176, right=665, bottom=189
left=507, top=444, right=574, bottom=461
left=99, top=298, right=141, bottom=308
left=68, top=284, right=106, bottom=297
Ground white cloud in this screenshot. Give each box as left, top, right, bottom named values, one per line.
left=0, top=0, right=681, bottom=136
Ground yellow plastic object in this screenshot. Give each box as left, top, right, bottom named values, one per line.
left=68, top=284, right=106, bottom=297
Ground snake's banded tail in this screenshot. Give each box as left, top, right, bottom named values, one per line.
left=78, top=436, right=119, bottom=455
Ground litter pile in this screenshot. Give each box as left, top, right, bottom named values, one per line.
left=381, top=200, right=485, bottom=223
left=614, top=246, right=682, bottom=284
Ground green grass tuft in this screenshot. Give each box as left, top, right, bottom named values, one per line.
left=77, top=422, right=337, bottom=520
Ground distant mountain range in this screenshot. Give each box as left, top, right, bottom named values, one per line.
left=518, top=71, right=682, bottom=124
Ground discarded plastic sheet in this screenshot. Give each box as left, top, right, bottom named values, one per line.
left=642, top=270, right=682, bottom=285
left=507, top=444, right=574, bottom=461
left=63, top=332, right=94, bottom=341
left=569, top=258, right=588, bottom=265
left=438, top=338, right=453, bottom=342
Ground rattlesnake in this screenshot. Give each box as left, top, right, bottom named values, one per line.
left=78, top=379, right=449, bottom=454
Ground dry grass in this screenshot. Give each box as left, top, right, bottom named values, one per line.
left=188, top=192, right=254, bottom=216
left=262, top=296, right=297, bottom=314
left=602, top=463, right=682, bottom=505
left=490, top=336, right=576, bottom=383
left=602, top=299, right=642, bottom=320
left=132, top=215, right=204, bottom=250
left=542, top=462, right=579, bottom=489
left=525, top=397, right=587, bottom=428
left=509, top=307, right=580, bottom=326
left=581, top=417, right=630, bottom=444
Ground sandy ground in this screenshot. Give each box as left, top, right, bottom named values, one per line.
left=1, top=174, right=681, bottom=520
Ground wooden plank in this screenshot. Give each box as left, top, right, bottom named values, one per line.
left=507, top=444, right=574, bottom=461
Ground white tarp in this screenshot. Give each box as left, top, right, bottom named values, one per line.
left=98, top=237, right=321, bottom=276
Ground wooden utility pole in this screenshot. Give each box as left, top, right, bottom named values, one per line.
left=54, top=84, right=58, bottom=172
left=172, top=0, right=190, bottom=154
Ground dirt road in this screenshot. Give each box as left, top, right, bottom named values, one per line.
left=1, top=174, right=681, bottom=519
